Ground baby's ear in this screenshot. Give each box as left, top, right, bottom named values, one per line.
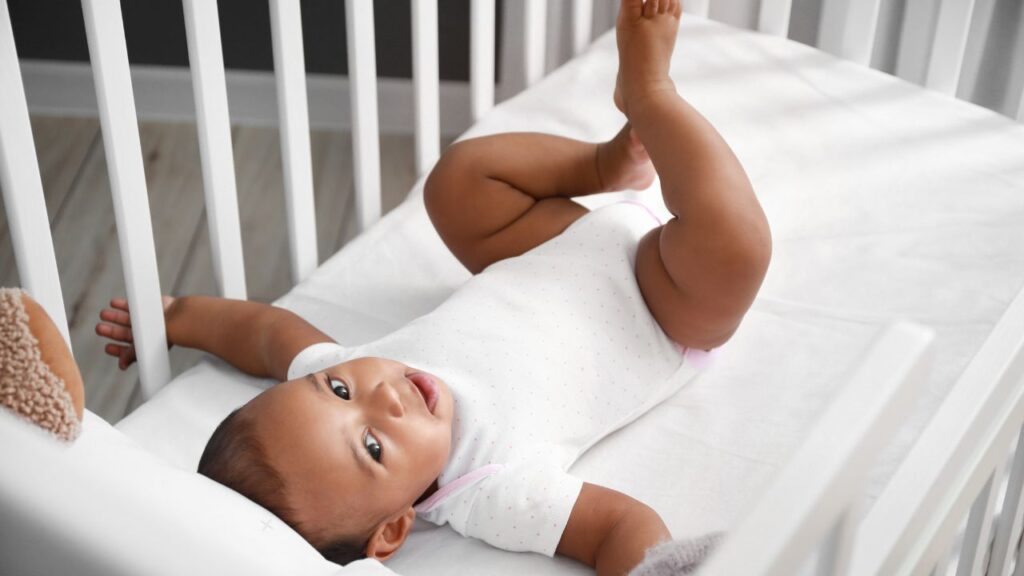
left=364, top=506, right=416, bottom=561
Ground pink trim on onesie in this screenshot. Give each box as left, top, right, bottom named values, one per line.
left=618, top=199, right=665, bottom=225
left=414, top=463, right=506, bottom=514
left=680, top=345, right=717, bottom=370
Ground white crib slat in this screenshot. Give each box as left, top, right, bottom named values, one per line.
left=571, top=0, right=594, bottom=55
left=894, top=0, right=936, bottom=84
left=701, top=323, right=934, bottom=576
left=81, top=0, right=171, bottom=398
left=758, top=0, right=793, bottom=37
left=925, top=0, right=978, bottom=95
left=989, top=427, right=1024, bottom=576
left=524, top=0, right=547, bottom=87
left=818, top=0, right=884, bottom=66
left=957, top=467, right=1004, bottom=576
left=683, top=0, right=710, bottom=18
left=412, top=0, right=440, bottom=177
left=269, top=0, right=318, bottom=284
left=470, top=0, right=496, bottom=121
left=182, top=0, right=246, bottom=299
left=345, top=0, right=381, bottom=231
left=0, top=1, right=70, bottom=347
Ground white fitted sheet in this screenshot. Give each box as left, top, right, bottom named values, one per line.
left=116, top=15, right=1024, bottom=575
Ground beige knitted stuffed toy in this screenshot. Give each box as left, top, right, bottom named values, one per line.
left=0, top=287, right=81, bottom=441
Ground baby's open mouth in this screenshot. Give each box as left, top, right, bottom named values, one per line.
left=407, top=372, right=439, bottom=414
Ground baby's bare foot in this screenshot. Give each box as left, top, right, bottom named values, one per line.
left=614, top=0, right=681, bottom=116
left=597, top=124, right=656, bottom=192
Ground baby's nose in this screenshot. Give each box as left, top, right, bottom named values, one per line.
left=371, top=381, right=405, bottom=418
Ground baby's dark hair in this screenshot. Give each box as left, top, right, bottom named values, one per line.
left=198, top=406, right=368, bottom=565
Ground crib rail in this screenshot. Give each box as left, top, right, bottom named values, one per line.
left=757, top=0, right=793, bottom=38
left=269, top=0, right=318, bottom=285
left=344, top=0, right=382, bottom=235
left=182, top=0, right=246, bottom=300
left=700, top=322, right=936, bottom=576
left=81, top=0, right=172, bottom=398
left=471, top=0, right=497, bottom=121
left=924, top=0, right=978, bottom=96
left=412, top=0, right=440, bottom=177
left=818, top=0, right=882, bottom=66
left=852, top=287, right=1024, bottom=576
left=0, top=1, right=69, bottom=346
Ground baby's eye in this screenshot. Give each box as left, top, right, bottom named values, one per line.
left=364, top=430, right=382, bottom=463
left=329, top=377, right=350, bottom=400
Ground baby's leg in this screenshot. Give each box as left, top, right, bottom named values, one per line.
left=426, top=126, right=654, bottom=274
left=616, top=0, right=772, bottom=349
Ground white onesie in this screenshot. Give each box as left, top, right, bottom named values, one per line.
left=288, top=202, right=700, bottom=557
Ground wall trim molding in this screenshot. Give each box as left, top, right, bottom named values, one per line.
left=20, top=60, right=474, bottom=136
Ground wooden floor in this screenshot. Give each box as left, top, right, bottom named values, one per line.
left=0, top=116, right=427, bottom=423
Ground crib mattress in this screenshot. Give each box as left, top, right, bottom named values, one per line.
left=116, top=15, right=1024, bottom=575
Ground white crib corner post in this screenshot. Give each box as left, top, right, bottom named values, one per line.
left=412, top=0, right=440, bottom=178
left=269, top=0, right=319, bottom=284
left=345, top=0, right=382, bottom=232
left=182, top=0, right=247, bottom=300
left=470, top=0, right=496, bottom=121
left=81, top=0, right=171, bottom=399
left=757, top=0, right=793, bottom=38
left=0, top=0, right=71, bottom=347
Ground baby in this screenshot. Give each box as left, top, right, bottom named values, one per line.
left=97, top=1, right=770, bottom=574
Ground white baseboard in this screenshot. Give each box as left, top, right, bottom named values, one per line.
left=20, top=60, right=474, bottom=136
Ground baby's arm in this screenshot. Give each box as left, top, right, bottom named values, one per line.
left=557, top=482, right=669, bottom=576
left=96, top=296, right=331, bottom=381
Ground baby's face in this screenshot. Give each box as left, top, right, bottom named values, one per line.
left=244, top=356, right=454, bottom=544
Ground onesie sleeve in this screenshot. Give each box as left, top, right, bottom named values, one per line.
left=422, top=457, right=583, bottom=557
left=286, top=342, right=349, bottom=381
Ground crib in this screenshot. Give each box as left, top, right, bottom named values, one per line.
left=2, top=0, right=1024, bottom=575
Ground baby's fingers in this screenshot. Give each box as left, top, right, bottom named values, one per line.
left=100, top=306, right=132, bottom=327
left=104, top=343, right=136, bottom=370
left=95, top=321, right=134, bottom=343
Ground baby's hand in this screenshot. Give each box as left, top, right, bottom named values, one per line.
left=94, top=296, right=175, bottom=370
